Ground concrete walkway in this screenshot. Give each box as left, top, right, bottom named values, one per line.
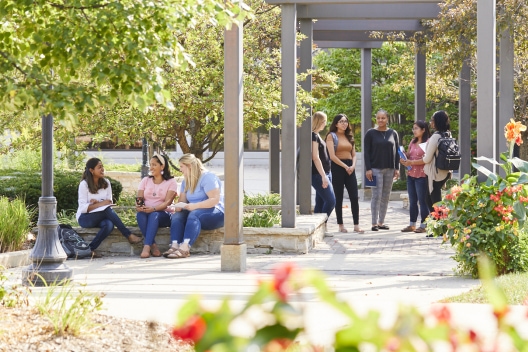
left=6, top=166, right=508, bottom=347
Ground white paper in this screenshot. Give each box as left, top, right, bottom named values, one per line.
left=419, top=142, right=427, bottom=153
left=90, top=204, right=116, bottom=213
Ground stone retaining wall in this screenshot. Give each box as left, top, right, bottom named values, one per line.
left=73, top=214, right=326, bottom=257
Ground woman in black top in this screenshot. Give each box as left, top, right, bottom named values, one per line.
left=364, top=109, right=400, bottom=231
left=311, top=112, right=336, bottom=220
left=326, top=114, right=364, bottom=233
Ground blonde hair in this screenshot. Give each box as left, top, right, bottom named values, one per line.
left=179, top=153, right=205, bottom=193
left=311, top=111, right=327, bottom=132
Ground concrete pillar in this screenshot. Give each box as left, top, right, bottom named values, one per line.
left=414, top=43, right=426, bottom=121
left=297, top=18, right=313, bottom=215
left=361, top=48, right=372, bottom=189
left=269, top=115, right=280, bottom=194
left=459, top=54, right=472, bottom=179
left=498, top=27, right=514, bottom=167
left=281, top=4, right=297, bottom=228
left=476, top=0, right=496, bottom=179
left=222, top=21, right=245, bottom=271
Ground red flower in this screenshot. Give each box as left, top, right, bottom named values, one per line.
left=263, top=338, right=293, bottom=351
left=272, top=262, right=296, bottom=301
left=431, top=305, right=451, bottom=323
left=171, top=315, right=207, bottom=343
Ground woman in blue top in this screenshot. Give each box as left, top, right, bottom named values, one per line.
left=164, top=153, right=224, bottom=259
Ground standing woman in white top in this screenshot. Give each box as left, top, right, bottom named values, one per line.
left=422, top=110, right=452, bottom=212
left=76, top=158, right=142, bottom=258
left=136, top=153, right=178, bottom=258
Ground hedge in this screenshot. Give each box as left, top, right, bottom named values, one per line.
left=0, top=169, right=122, bottom=218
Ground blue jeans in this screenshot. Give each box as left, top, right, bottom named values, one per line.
left=311, top=172, right=336, bottom=218
left=136, top=211, right=171, bottom=246
left=407, top=176, right=429, bottom=227
left=170, top=208, right=224, bottom=246
left=370, top=168, right=394, bottom=225
left=78, top=207, right=132, bottom=251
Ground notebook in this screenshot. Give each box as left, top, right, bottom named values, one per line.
left=364, top=175, right=377, bottom=187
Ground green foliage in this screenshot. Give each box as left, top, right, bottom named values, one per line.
left=35, top=279, right=104, bottom=337
left=171, top=261, right=528, bottom=351
left=44, top=0, right=317, bottom=162
left=0, top=170, right=122, bottom=218
left=427, top=164, right=528, bottom=277
left=243, top=208, right=281, bottom=227
left=0, top=0, right=249, bottom=124
left=0, top=196, right=33, bottom=253
left=391, top=179, right=407, bottom=191
left=243, top=192, right=281, bottom=206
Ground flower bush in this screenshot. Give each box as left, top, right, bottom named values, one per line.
left=170, top=261, right=528, bottom=351
left=426, top=119, right=528, bottom=277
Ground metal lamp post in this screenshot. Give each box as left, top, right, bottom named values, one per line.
left=22, top=114, right=73, bottom=286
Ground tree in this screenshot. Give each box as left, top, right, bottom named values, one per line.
left=71, top=0, right=318, bottom=162
left=0, top=0, right=249, bottom=126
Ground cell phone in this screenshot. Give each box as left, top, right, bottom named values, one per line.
left=136, top=197, right=145, bottom=206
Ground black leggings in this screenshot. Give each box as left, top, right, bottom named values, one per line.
left=426, top=174, right=450, bottom=212
left=331, top=160, right=360, bottom=225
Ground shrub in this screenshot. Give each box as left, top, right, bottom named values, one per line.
left=427, top=119, right=528, bottom=277
left=0, top=170, right=122, bottom=219
left=243, top=192, right=281, bottom=205
left=243, top=208, right=281, bottom=227
left=0, top=197, right=34, bottom=253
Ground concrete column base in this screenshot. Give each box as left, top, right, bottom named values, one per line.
left=220, top=244, right=247, bottom=272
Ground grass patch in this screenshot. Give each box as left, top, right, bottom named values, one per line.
left=35, top=279, right=104, bottom=336
left=441, top=272, right=528, bottom=304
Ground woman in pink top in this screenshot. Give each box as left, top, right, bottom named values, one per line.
left=399, top=120, right=431, bottom=233
left=136, top=153, right=178, bottom=258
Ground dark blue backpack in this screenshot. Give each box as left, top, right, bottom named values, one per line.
left=58, top=224, right=92, bottom=259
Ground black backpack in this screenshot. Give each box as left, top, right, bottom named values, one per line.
left=435, top=131, right=461, bottom=171
left=57, top=224, right=92, bottom=259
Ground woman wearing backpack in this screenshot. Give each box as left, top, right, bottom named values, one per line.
left=310, top=112, right=336, bottom=228
left=423, top=110, right=452, bottom=215
left=399, top=120, right=431, bottom=234
left=326, top=114, right=364, bottom=234
left=77, top=158, right=143, bottom=258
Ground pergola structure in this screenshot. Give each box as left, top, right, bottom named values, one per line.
left=219, top=0, right=510, bottom=272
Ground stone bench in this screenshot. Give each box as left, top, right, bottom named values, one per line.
left=71, top=213, right=327, bottom=257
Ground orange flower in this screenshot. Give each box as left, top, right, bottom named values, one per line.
left=504, top=118, right=527, bottom=146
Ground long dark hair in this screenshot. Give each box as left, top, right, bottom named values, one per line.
left=326, top=114, right=355, bottom=148
left=82, top=157, right=108, bottom=194
left=412, top=120, right=431, bottom=144
left=150, top=154, right=174, bottom=181
left=431, top=110, right=450, bottom=133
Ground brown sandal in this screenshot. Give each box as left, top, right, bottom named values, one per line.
left=163, top=247, right=179, bottom=258
left=166, top=248, right=190, bottom=259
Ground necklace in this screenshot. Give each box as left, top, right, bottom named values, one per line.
left=152, top=179, right=162, bottom=197
left=378, top=129, right=388, bottom=140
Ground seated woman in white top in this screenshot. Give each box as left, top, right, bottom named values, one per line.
left=76, top=158, right=142, bottom=258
